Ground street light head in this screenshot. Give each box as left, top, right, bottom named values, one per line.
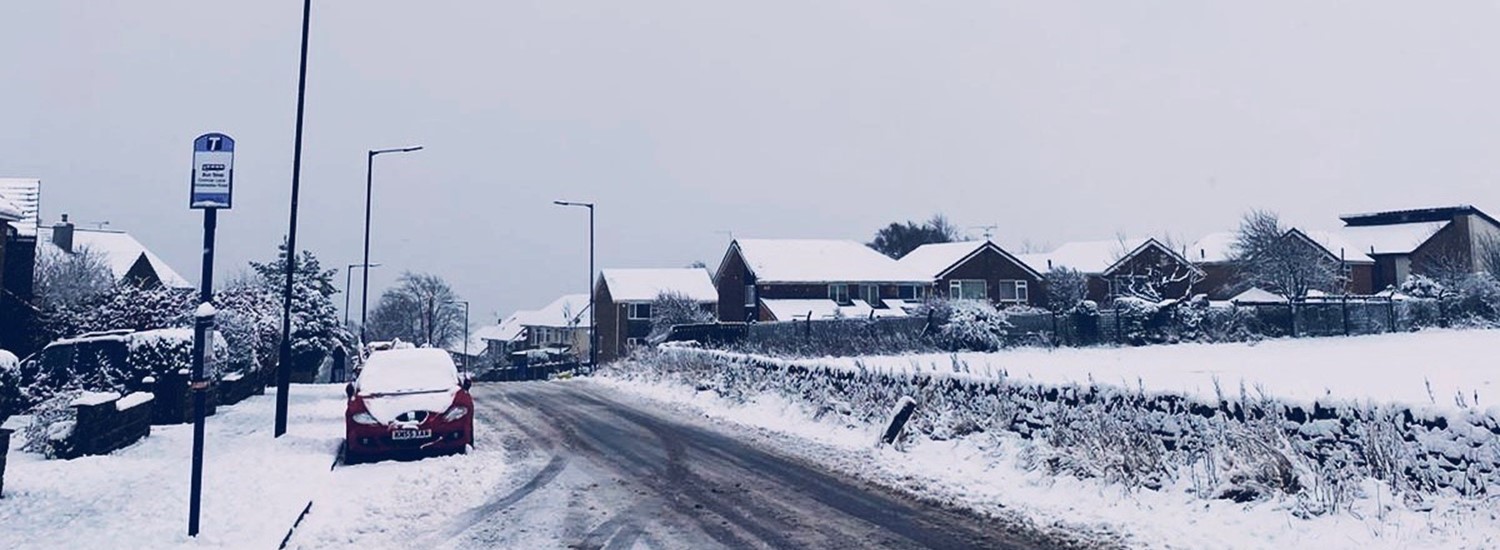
left=400, top=146, right=424, bottom=153
left=371, top=146, right=424, bottom=156
left=554, top=199, right=594, bottom=208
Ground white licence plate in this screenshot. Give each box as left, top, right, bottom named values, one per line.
left=391, top=429, right=432, bottom=441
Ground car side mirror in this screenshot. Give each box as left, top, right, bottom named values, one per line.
left=345, top=383, right=355, bottom=398
left=461, top=377, right=472, bottom=391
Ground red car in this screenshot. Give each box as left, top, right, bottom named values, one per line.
left=344, top=348, right=473, bottom=463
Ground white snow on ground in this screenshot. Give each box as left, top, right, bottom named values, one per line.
left=734, top=328, right=1500, bottom=409
left=599, top=331, right=1500, bottom=549
left=0, top=385, right=346, bottom=550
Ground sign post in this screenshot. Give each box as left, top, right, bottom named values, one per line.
left=188, top=133, right=233, bottom=537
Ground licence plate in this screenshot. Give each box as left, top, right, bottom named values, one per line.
left=391, top=429, right=432, bottom=441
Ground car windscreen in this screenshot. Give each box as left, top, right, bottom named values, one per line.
left=357, top=349, right=457, bottom=395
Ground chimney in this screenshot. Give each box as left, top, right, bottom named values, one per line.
left=53, top=213, right=74, bottom=253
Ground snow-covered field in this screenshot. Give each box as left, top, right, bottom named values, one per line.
left=0, top=385, right=346, bottom=549
left=767, top=328, right=1500, bottom=408
left=602, top=330, right=1500, bottom=549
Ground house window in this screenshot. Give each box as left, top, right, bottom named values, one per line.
left=626, top=337, right=640, bottom=348
left=898, top=285, right=919, bottom=300
left=745, top=285, right=756, bottom=308
left=996, top=280, right=1029, bottom=303
left=628, top=303, right=652, bottom=320
left=829, top=284, right=851, bottom=305
left=861, top=284, right=881, bottom=307
left=949, top=280, right=987, bottom=301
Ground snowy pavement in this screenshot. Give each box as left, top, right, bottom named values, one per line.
left=0, top=385, right=346, bottom=549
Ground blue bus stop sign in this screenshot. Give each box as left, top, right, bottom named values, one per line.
left=191, top=133, right=234, bottom=209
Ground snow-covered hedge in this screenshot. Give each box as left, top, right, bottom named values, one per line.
left=18, top=329, right=227, bottom=410
left=609, top=348, right=1500, bottom=514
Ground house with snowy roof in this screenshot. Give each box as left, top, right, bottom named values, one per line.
left=516, top=294, right=592, bottom=356
left=41, top=215, right=192, bottom=289
left=713, top=239, right=931, bottom=323
left=595, top=268, right=717, bottom=363
left=1018, top=237, right=1203, bottom=304
left=1331, top=205, right=1500, bottom=291
left=0, top=178, right=42, bottom=351
left=1186, top=229, right=1375, bottom=299
left=897, top=240, right=1043, bottom=308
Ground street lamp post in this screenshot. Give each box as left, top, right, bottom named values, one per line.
left=344, top=263, right=381, bottom=327
left=553, top=200, right=596, bottom=372
left=360, top=146, right=423, bottom=344
left=275, top=0, right=314, bottom=438
left=447, top=300, right=470, bottom=373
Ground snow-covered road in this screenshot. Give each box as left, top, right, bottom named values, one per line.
left=428, top=380, right=1068, bottom=549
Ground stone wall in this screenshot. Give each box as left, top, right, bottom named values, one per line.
left=58, top=392, right=154, bottom=459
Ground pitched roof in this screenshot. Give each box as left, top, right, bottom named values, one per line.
left=520, top=294, right=592, bottom=329
left=1186, top=232, right=1238, bottom=264
left=599, top=268, right=717, bottom=303
left=898, top=241, right=1042, bottom=279
left=39, top=226, right=192, bottom=288
left=1333, top=222, right=1447, bottom=256
left=1018, top=237, right=1151, bottom=274
left=1292, top=229, right=1374, bottom=263
left=0, top=194, right=21, bottom=222
left=0, top=178, right=41, bottom=235
left=726, top=239, right=927, bottom=284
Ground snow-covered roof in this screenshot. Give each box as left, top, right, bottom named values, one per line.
left=599, top=268, right=717, bottom=303
left=520, top=294, right=592, bottom=329
left=1018, top=237, right=1153, bottom=274
left=1293, top=229, right=1374, bottom=263
left=39, top=226, right=193, bottom=289
left=0, top=194, right=21, bottom=222
left=0, top=178, right=40, bottom=235
left=897, top=241, right=1042, bottom=279
left=728, top=239, right=927, bottom=284
left=1230, top=287, right=1288, bottom=304
left=1186, top=232, right=1237, bottom=264
left=1333, top=221, right=1447, bottom=256
left=759, top=298, right=910, bottom=321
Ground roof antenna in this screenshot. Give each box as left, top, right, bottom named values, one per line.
left=968, top=224, right=998, bottom=240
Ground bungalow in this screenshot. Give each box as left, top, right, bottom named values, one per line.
left=1019, top=237, right=1203, bottom=304
left=517, top=294, right=592, bottom=359
left=897, top=240, right=1043, bottom=308
left=39, top=215, right=192, bottom=289
left=713, top=239, right=931, bottom=323
left=1331, top=205, right=1500, bottom=291
left=1186, top=229, right=1374, bottom=299
left=595, top=268, right=717, bottom=363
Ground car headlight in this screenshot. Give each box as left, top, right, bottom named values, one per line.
left=442, top=406, right=469, bottom=422
left=351, top=412, right=380, bottom=425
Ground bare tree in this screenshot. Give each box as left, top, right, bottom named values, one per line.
left=33, top=244, right=114, bottom=310
left=1108, top=235, right=1199, bottom=303
left=1230, top=210, right=1341, bottom=299
left=366, top=272, right=464, bottom=347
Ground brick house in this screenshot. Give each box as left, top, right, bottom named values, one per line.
left=1187, top=229, right=1375, bottom=299
left=1332, top=205, right=1500, bottom=291
left=897, top=240, right=1043, bottom=308
left=595, top=268, right=716, bottom=363
left=713, top=239, right=931, bottom=323
left=1019, top=238, right=1203, bottom=304
left=0, top=179, right=40, bottom=353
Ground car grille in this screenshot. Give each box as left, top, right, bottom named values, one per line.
left=395, top=410, right=430, bottom=423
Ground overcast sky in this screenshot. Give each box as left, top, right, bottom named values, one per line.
left=4, top=1, right=1500, bottom=322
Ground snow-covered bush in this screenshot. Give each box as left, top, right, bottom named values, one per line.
left=1442, top=273, right=1500, bottom=326
left=21, top=389, right=80, bottom=458
left=648, top=291, right=716, bottom=343
left=0, top=349, right=20, bottom=419
left=18, top=329, right=226, bottom=410
left=1113, top=297, right=1160, bottom=345
left=931, top=299, right=1010, bottom=352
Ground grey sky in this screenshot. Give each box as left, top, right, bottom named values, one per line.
left=4, top=1, right=1499, bottom=322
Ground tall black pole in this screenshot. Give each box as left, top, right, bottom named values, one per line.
left=588, top=205, right=596, bottom=372
left=188, top=209, right=218, bottom=536
left=344, top=264, right=355, bottom=328
left=360, top=151, right=375, bottom=344
left=275, top=0, right=312, bottom=438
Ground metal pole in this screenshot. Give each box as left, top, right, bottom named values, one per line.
left=360, top=151, right=375, bottom=344
left=344, top=264, right=355, bottom=328
left=589, top=205, right=596, bottom=372
left=275, top=0, right=312, bottom=438
left=188, top=208, right=217, bottom=536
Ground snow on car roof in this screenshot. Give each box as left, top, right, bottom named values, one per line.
left=357, top=348, right=459, bottom=395
left=599, top=268, right=717, bottom=303
left=731, top=239, right=928, bottom=284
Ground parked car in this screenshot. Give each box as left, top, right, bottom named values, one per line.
left=344, top=348, right=473, bottom=464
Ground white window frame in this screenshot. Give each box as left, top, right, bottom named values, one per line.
left=949, top=279, right=987, bottom=301
left=745, top=285, right=757, bottom=308
left=861, top=284, right=881, bottom=307
left=628, top=303, right=652, bottom=320
left=829, top=284, right=851, bottom=305
left=996, top=280, right=1029, bottom=303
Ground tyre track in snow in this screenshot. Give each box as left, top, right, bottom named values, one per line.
left=458, top=381, right=1063, bottom=549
